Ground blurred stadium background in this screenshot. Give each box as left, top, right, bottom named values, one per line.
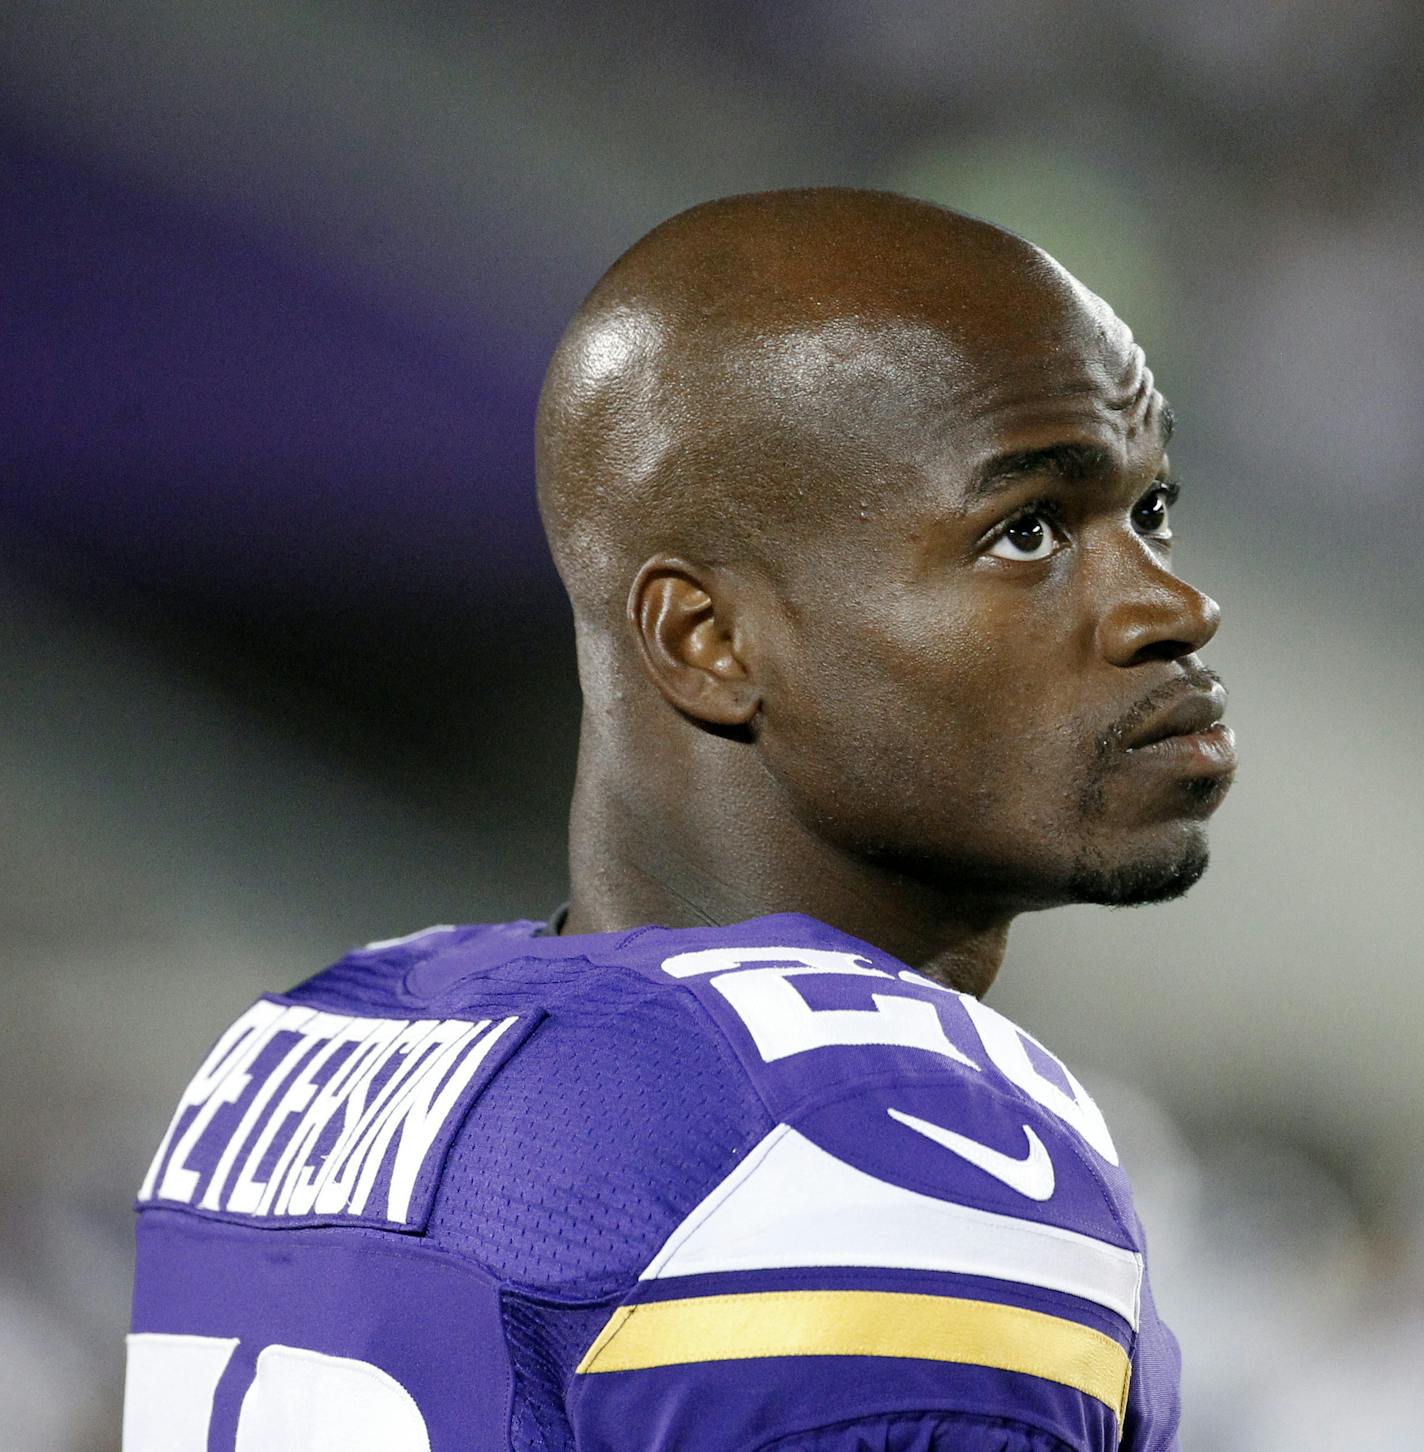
left=4, top=2, right=1422, bottom=1446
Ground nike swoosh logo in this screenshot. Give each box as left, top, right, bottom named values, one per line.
left=888, top=1108, right=1056, bottom=1201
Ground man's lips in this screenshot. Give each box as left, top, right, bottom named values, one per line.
left=1123, top=687, right=1227, bottom=751
left=1119, top=685, right=1237, bottom=778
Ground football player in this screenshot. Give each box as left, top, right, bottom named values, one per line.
left=125, top=189, right=1234, bottom=1452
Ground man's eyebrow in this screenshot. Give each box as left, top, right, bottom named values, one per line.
left=968, top=405, right=1176, bottom=504
left=970, top=442, right=1114, bottom=501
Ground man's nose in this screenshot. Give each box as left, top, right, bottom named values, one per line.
left=1095, top=563, right=1221, bottom=668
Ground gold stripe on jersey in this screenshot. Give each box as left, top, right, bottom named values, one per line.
left=576, top=1288, right=1131, bottom=1425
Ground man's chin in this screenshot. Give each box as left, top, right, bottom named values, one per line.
left=1066, top=838, right=1211, bottom=907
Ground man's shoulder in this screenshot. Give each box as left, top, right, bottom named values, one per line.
left=136, top=912, right=1143, bottom=1298
left=551, top=913, right=1147, bottom=1288
left=408, top=912, right=1145, bottom=1283
left=304, top=911, right=1139, bottom=1227
left=524, top=916, right=1150, bottom=1451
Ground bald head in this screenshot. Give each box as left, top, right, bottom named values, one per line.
left=536, top=187, right=1127, bottom=630
left=548, top=188, right=1223, bottom=944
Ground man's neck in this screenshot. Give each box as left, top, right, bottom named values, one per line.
left=562, top=747, right=1013, bottom=997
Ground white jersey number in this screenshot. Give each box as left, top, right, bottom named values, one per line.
left=123, top=1333, right=431, bottom=1452
left=662, top=945, right=1118, bottom=1165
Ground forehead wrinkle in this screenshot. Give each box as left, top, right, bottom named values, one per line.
left=1104, top=342, right=1149, bottom=409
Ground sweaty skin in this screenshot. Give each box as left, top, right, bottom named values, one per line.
left=536, top=188, right=1234, bottom=996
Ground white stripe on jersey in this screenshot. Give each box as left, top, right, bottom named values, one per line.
left=638, top=1124, right=1144, bottom=1330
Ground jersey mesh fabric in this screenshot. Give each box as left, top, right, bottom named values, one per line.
left=424, top=955, right=773, bottom=1293
left=502, top=1296, right=612, bottom=1452
left=416, top=952, right=775, bottom=1448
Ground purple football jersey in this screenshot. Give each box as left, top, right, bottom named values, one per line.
left=125, top=914, right=1181, bottom=1451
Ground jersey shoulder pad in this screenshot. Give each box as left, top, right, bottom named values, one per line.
left=600, top=914, right=1132, bottom=1221
left=600, top=910, right=1142, bottom=1276
left=380, top=924, right=782, bottom=1295
left=556, top=914, right=1143, bottom=1451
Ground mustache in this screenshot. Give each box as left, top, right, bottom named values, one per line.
left=1096, top=665, right=1226, bottom=755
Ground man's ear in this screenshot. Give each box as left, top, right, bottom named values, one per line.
left=627, top=556, right=760, bottom=727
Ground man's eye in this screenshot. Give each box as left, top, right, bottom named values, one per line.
left=986, top=511, right=1059, bottom=561
left=1132, top=487, right=1174, bottom=540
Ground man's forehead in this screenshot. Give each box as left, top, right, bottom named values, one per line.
left=753, top=292, right=1154, bottom=446
left=948, top=334, right=1162, bottom=442
left=804, top=305, right=1172, bottom=519
left=797, top=254, right=1125, bottom=356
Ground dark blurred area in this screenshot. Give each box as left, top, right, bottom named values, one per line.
left=4, top=3, right=1423, bottom=1446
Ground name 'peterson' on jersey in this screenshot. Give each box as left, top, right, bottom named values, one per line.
left=138, top=1000, right=538, bottom=1231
